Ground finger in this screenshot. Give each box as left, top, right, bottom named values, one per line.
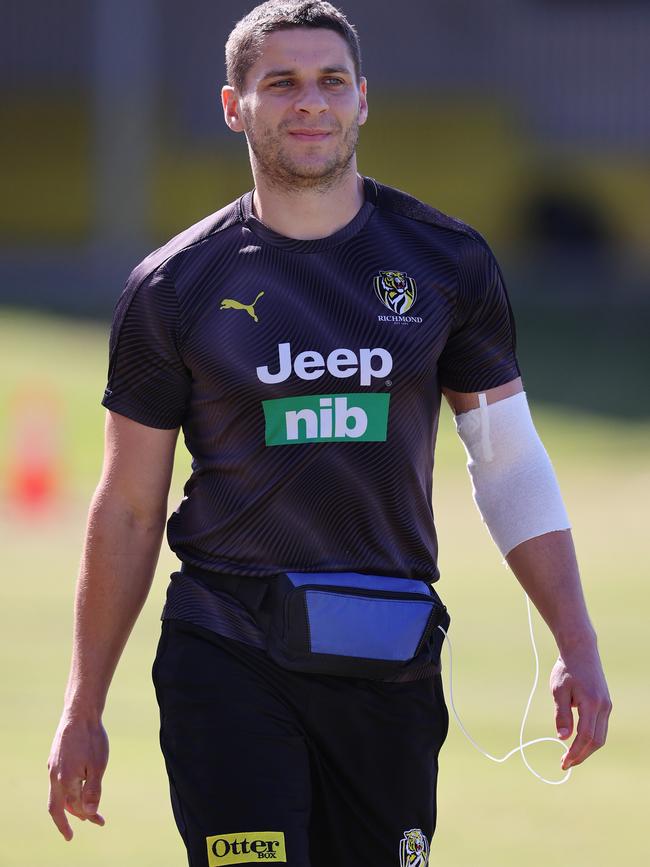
left=48, top=784, right=74, bottom=841
left=65, top=798, right=105, bottom=827
left=63, top=777, right=85, bottom=818
left=562, top=704, right=597, bottom=769
left=82, top=769, right=104, bottom=819
left=553, top=683, right=574, bottom=740
left=87, top=813, right=106, bottom=827
left=593, top=701, right=611, bottom=751
left=589, top=710, right=608, bottom=755
left=588, top=698, right=612, bottom=761
left=65, top=795, right=88, bottom=821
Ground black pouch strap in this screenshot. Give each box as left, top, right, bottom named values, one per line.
left=178, top=565, right=449, bottom=681
left=179, top=563, right=271, bottom=615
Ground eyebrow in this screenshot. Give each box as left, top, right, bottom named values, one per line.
left=260, top=65, right=352, bottom=81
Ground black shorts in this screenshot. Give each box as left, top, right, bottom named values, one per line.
left=152, top=618, right=449, bottom=867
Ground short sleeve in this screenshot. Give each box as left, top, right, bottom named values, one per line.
left=101, top=265, right=191, bottom=429
left=438, top=234, right=521, bottom=392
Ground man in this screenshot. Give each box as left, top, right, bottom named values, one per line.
left=47, top=2, right=611, bottom=865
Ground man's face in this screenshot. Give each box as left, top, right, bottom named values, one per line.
left=224, top=28, right=368, bottom=190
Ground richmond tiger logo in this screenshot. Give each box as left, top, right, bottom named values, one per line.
left=398, top=828, right=429, bottom=867
left=373, top=270, right=417, bottom=316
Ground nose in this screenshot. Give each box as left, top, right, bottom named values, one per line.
left=293, top=81, right=328, bottom=115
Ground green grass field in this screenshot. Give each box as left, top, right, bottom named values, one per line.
left=1, top=309, right=648, bottom=866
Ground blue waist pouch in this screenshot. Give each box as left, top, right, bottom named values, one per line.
left=266, top=571, right=450, bottom=679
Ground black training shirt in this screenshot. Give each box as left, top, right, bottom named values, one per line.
left=102, top=177, right=520, bottom=582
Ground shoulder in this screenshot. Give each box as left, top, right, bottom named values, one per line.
left=371, top=178, right=493, bottom=255
left=107, top=196, right=244, bottom=340
left=122, top=196, right=244, bottom=300
left=370, top=181, right=512, bottom=321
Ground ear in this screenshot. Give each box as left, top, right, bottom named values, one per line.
left=222, top=85, right=246, bottom=133
left=358, top=77, right=368, bottom=127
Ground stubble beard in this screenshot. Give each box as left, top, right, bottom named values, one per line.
left=243, top=111, right=360, bottom=193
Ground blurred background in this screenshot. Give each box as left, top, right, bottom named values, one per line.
left=1, top=1, right=648, bottom=865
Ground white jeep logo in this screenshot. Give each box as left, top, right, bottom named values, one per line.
left=256, top=342, right=392, bottom=386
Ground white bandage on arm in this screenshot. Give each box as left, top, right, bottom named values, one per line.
left=454, top=391, right=571, bottom=557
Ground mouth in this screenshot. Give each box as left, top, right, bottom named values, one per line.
left=287, top=129, right=332, bottom=141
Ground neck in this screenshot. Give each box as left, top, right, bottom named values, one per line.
left=251, top=163, right=365, bottom=240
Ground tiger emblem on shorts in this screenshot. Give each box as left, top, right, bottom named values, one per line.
left=374, top=270, right=417, bottom=315
left=398, top=827, right=429, bottom=866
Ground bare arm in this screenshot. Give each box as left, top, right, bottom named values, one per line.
left=505, top=531, right=611, bottom=769
left=443, top=381, right=612, bottom=770
left=47, top=410, right=179, bottom=841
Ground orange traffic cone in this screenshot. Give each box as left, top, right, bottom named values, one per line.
left=6, top=385, right=63, bottom=516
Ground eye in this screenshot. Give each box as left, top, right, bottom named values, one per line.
left=323, top=77, right=345, bottom=86
left=269, top=79, right=293, bottom=88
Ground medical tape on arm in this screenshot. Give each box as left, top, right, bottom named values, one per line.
left=454, top=391, right=570, bottom=556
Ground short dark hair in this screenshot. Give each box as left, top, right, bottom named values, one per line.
left=225, top=0, right=362, bottom=93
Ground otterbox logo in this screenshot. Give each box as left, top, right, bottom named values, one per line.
left=206, top=831, right=286, bottom=864
left=262, top=393, right=390, bottom=446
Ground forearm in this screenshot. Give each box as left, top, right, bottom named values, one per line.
left=505, top=529, right=598, bottom=656
left=450, top=389, right=597, bottom=656
left=63, top=483, right=167, bottom=720
left=448, top=384, right=610, bottom=766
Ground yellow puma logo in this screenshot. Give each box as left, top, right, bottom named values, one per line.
left=220, top=291, right=265, bottom=322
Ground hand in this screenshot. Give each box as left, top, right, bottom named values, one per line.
left=550, top=647, right=612, bottom=770
left=47, top=714, right=109, bottom=841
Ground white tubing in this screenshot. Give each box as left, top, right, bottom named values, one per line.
left=438, top=593, right=571, bottom=785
